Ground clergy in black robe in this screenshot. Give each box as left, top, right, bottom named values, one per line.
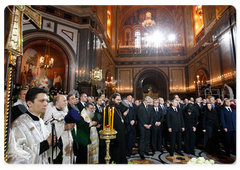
left=99, top=93, right=128, bottom=164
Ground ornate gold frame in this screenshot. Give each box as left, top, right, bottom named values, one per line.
left=4, top=5, right=41, bottom=163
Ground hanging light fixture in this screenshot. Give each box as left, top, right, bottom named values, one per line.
left=39, top=39, right=54, bottom=69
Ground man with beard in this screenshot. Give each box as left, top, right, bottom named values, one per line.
left=12, top=88, right=28, bottom=122
left=99, top=93, right=128, bottom=164
left=44, top=95, right=75, bottom=164
left=80, top=103, right=99, bottom=164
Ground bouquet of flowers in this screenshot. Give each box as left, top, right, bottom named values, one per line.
left=187, top=157, right=215, bottom=165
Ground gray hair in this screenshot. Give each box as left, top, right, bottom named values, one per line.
left=209, top=96, right=215, bottom=100
left=153, top=99, right=159, bottom=103
left=144, top=96, right=152, bottom=101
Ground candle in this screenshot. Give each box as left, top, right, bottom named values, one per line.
left=108, top=107, right=111, bottom=127
left=103, top=107, right=106, bottom=131
left=112, top=107, right=114, bottom=130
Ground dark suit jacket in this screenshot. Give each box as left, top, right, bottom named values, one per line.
left=137, top=103, right=152, bottom=128
left=182, top=109, right=198, bottom=128
left=77, top=102, right=85, bottom=113
left=220, top=107, right=236, bottom=131
left=94, top=104, right=103, bottom=124
left=166, top=107, right=185, bottom=132
left=202, top=108, right=220, bottom=130
left=151, top=106, right=164, bottom=130
left=159, top=104, right=167, bottom=115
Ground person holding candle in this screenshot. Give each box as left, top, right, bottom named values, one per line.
left=99, top=93, right=128, bottom=164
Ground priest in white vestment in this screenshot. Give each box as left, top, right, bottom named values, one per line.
left=8, top=87, right=56, bottom=164
left=44, top=95, right=75, bottom=164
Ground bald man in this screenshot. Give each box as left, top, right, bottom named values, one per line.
left=44, top=95, right=75, bottom=164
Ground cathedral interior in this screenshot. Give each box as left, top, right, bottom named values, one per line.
left=4, top=5, right=236, bottom=102
left=3, top=5, right=237, bottom=165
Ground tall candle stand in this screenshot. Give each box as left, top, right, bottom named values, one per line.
left=99, top=107, right=117, bottom=164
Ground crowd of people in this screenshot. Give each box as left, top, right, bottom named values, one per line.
left=6, top=86, right=236, bottom=164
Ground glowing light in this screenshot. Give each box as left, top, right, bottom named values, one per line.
left=168, top=34, right=176, bottom=41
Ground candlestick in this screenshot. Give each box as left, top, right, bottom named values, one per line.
left=103, top=107, right=106, bottom=131
left=112, top=107, right=114, bottom=130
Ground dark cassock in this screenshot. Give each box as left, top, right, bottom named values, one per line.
left=182, top=103, right=198, bottom=154
left=150, top=105, right=164, bottom=154
left=166, top=106, right=185, bottom=156
left=137, top=102, right=152, bottom=158
left=99, top=104, right=127, bottom=164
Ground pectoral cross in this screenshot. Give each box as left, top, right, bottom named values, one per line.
left=4, top=5, right=41, bottom=163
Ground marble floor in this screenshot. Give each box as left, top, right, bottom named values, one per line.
left=126, top=146, right=236, bottom=164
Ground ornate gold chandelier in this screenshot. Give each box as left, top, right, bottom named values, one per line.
left=39, top=39, right=54, bottom=69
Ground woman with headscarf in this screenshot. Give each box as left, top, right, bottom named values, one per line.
left=182, top=103, right=198, bottom=155
left=202, top=102, right=220, bottom=154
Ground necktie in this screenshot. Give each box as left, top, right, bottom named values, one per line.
left=228, top=108, right=232, bottom=113
left=156, top=109, right=159, bottom=116
left=174, top=108, right=178, bottom=112
left=212, top=104, right=215, bottom=110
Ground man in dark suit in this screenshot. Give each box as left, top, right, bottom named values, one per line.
left=173, top=94, right=184, bottom=110
left=126, top=95, right=137, bottom=156
left=167, top=99, right=185, bottom=156
left=195, top=97, right=203, bottom=147
left=220, top=98, right=236, bottom=156
left=93, top=97, right=103, bottom=132
left=137, top=96, right=152, bottom=159
left=77, top=92, right=87, bottom=113
left=151, top=99, right=164, bottom=155
left=159, top=97, right=168, bottom=149
left=67, top=94, right=80, bottom=112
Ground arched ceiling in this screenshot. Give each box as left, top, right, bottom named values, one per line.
left=117, top=5, right=185, bottom=48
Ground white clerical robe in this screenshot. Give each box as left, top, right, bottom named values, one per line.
left=8, top=113, right=49, bottom=164
left=44, top=104, right=74, bottom=164
left=81, top=109, right=99, bottom=164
